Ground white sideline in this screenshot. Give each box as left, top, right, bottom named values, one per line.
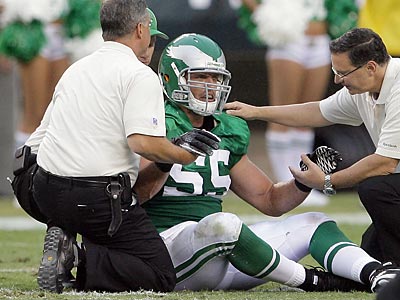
left=0, top=217, right=46, bottom=230
left=0, top=212, right=371, bottom=231
left=239, top=212, right=371, bottom=226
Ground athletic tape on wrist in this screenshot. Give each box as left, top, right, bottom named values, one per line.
left=294, top=179, right=312, bottom=193
left=155, top=162, right=173, bottom=172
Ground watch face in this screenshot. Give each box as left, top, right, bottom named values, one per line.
left=323, top=187, right=336, bottom=196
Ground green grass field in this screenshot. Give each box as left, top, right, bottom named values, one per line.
left=0, top=192, right=375, bottom=300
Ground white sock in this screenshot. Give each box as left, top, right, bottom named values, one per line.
left=331, top=246, right=379, bottom=283
left=262, top=256, right=306, bottom=287
left=265, top=130, right=292, bottom=182
left=288, top=129, right=315, bottom=170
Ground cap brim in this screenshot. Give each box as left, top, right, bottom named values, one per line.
left=150, top=29, right=169, bottom=40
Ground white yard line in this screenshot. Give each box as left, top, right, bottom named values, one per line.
left=240, top=212, right=371, bottom=225
left=0, top=212, right=371, bottom=231
left=0, top=216, right=46, bottom=230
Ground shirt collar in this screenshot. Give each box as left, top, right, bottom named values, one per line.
left=102, top=41, right=138, bottom=60
left=375, top=57, right=400, bottom=104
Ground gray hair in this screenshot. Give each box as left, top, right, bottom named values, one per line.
left=100, top=0, right=148, bottom=41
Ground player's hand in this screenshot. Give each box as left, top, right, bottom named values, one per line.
left=299, top=146, right=342, bottom=174
left=172, top=128, right=220, bottom=157
left=290, top=154, right=326, bottom=190
left=224, top=101, right=258, bottom=120
left=290, top=146, right=342, bottom=190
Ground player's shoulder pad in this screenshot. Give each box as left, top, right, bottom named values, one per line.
left=214, top=112, right=250, bottom=154
left=216, top=112, right=250, bottom=136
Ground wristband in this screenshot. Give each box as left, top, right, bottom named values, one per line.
left=155, top=162, right=173, bottom=172
left=294, top=179, right=312, bottom=193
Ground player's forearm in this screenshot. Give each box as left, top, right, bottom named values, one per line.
left=266, top=181, right=309, bottom=216
left=134, top=161, right=169, bottom=204
left=239, top=180, right=308, bottom=217
left=230, top=156, right=308, bottom=216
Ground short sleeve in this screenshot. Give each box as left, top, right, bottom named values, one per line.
left=320, top=87, right=363, bottom=126
left=123, top=70, right=166, bottom=137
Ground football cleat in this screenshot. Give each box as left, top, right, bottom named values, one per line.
left=376, top=273, right=400, bottom=300
left=370, top=262, right=400, bottom=293
left=37, top=227, right=78, bottom=293
left=299, top=266, right=369, bottom=292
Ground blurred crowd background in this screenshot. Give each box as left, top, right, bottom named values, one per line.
left=0, top=0, right=399, bottom=197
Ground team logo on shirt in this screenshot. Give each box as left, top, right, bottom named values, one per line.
left=152, top=117, right=158, bottom=127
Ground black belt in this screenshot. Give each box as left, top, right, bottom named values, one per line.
left=37, top=167, right=113, bottom=188
left=37, top=167, right=130, bottom=237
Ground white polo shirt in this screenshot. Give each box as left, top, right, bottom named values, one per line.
left=35, top=41, right=166, bottom=184
left=320, top=58, right=400, bottom=172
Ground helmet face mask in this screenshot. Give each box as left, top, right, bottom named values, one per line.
left=158, top=34, right=231, bottom=116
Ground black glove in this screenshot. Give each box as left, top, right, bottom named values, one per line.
left=171, top=128, right=221, bottom=157
left=295, top=146, right=342, bottom=193
left=299, top=146, right=342, bottom=175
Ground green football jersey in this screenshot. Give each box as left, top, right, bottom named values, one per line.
left=142, top=102, right=250, bottom=232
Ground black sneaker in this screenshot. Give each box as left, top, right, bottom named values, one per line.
left=37, top=227, right=77, bottom=293
left=376, top=273, right=400, bottom=300
left=299, top=267, right=369, bottom=292
left=370, top=262, right=400, bottom=293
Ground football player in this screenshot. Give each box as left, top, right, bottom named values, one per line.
left=135, top=33, right=400, bottom=293
left=138, top=8, right=169, bottom=65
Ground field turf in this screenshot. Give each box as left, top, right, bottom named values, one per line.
left=0, top=192, right=375, bottom=300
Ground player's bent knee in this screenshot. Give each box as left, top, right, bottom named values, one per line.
left=295, top=212, right=333, bottom=228
left=195, top=212, right=243, bottom=242
left=288, top=212, right=334, bottom=247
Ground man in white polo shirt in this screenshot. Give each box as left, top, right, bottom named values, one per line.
left=11, top=7, right=169, bottom=225
left=28, top=0, right=219, bottom=294
left=225, top=28, right=400, bottom=267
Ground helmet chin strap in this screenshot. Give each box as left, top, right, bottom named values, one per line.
left=188, top=92, right=217, bottom=116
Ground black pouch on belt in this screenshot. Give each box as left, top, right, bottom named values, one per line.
left=106, top=173, right=130, bottom=237
left=13, top=145, right=32, bottom=176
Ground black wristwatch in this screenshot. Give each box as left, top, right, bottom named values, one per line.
left=323, top=174, right=336, bottom=196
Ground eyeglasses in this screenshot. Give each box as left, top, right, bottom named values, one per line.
left=331, top=65, right=363, bottom=79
